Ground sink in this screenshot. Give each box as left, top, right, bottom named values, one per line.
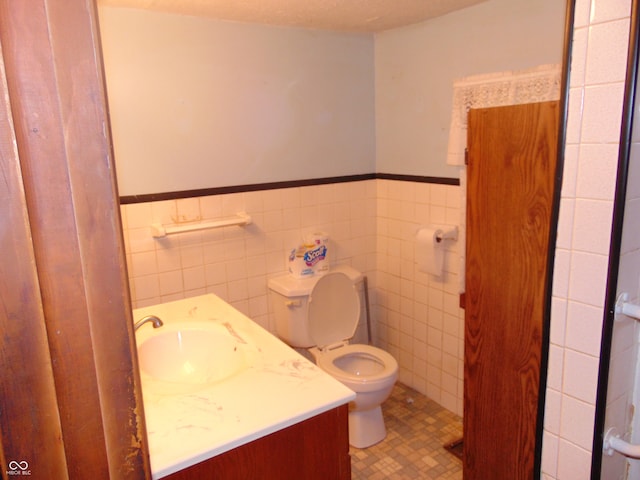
left=137, top=322, right=250, bottom=385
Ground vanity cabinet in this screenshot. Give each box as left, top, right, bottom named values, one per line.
left=163, top=405, right=350, bottom=480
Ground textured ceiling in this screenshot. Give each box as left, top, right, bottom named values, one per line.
left=98, top=0, right=487, bottom=32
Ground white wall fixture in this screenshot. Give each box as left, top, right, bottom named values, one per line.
left=151, top=212, right=252, bottom=238
left=604, top=428, right=640, bottom=458
left=615, top=292, right=640, bottom=321
left=415, top=225, right=458, bottom=277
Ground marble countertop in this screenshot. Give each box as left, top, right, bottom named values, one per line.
left=133, top=294, right=355, bottom=479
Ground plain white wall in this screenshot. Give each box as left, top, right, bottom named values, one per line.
left=100, top=0, right=565, bottom=196
left=99, top=7, right=375, bottom=196
left=375, top=0, right=566, bottom=179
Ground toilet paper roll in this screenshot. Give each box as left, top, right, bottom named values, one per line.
left=415, top=227, right=445, bottom=276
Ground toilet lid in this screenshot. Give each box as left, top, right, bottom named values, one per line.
left=308, top=272, right=360, bottom=348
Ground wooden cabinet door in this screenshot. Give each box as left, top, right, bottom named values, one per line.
left=464, top=101, right=559, bottom=479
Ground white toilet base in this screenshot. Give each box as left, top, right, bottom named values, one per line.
left=348, top=406, right=387, bottom=448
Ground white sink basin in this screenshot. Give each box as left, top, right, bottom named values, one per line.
left=137, top=322, right=251, bottom=385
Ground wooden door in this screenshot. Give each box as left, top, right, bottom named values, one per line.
left=464, top=101, right=559, bottom=479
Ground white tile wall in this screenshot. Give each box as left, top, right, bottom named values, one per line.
left=121, top=178, right=465, bottom=416
left=543, top=1, right=632, bottom=479
left=121, top=181, right=377, bottom=334
left=605, top=39, right=640, bottom=479
left=374, top=179, right=464, bottom=416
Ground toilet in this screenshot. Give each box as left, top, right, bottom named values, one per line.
left=268, top=264, right=398, bottom=448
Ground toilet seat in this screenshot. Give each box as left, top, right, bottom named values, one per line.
left=308, top=272, right=398, bottom=392
left=316, top=344, right=398, bottom=393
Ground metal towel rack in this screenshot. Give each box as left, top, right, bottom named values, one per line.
left=151, top=212, right=252, bottom=238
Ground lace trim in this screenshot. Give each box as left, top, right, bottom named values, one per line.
left=448, top=64, right=562, bottom=293
left=447, top=64, right=562, bottom=166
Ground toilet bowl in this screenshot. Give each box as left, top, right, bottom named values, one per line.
left=268, top=265, right=398, bottom=448
left=310, top=343, right=398, bottom=448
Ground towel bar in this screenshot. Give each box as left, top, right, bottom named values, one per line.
left=604, top=428, right=640, bottom=458
left=151, top=212, right=252, bottom=238
left=615, top=292, right=640, bottom=321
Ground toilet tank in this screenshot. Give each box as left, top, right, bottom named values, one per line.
left=268, top=265, right=364, bottom=348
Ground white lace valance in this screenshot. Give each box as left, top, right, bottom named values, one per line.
left=447, top=64, right=562, bottom=166
left=449, top=64, right=562, bottom=294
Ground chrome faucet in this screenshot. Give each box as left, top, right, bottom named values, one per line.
left=134, top=315, right=164, bottom=332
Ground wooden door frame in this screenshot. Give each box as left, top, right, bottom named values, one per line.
left=0, top=1, right=150, bottom=477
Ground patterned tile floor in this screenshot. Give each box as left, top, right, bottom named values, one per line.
left=350, top=383, right=463, bottom=479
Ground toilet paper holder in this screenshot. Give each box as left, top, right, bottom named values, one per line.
left=430, top=225, right=459, bottom=243
left=414, top=225, right=459, bottom=277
